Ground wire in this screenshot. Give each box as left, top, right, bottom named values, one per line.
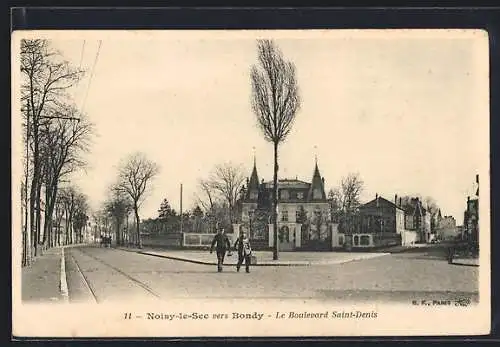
left=81, top=40, right=102, bottom=114
left=79, top=40, right=86, bottom=69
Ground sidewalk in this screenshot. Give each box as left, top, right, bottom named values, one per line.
left=21, top=247, right=66, bottom=303
left=451, top=257, right=480, bottom=267
left=118, top=247, right=389, bottom=266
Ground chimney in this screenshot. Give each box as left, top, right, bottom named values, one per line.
left=375, top=193, right=378, bottom=199
left=322, top=177, right=325, bottom=185
left=399, top=197, right=402, bottom=207
left=467, top=196, right=470, bottom=202
left=395, top=194, right=398, bottom=204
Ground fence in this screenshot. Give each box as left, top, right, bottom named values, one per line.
left=141, top=233, right=183, bottom=248
left=182, top=232, right=238, bottom=248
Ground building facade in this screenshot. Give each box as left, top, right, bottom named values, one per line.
left=355, top=194, right=406, bottom=248
left=238, top=160, right=330, bottom=250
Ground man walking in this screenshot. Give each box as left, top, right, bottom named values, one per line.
left=210, top=227, right=231, bottom=272
left=234, top=229, right=253, bottom=273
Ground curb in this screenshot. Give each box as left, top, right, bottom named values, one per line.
left=59, top=247, right=69, bottom=303
left=117, top=247, right=388, bottom=267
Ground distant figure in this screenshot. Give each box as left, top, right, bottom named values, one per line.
left=210, top=227, right=231, bottom=272
left=234, top=230, right=253, bottom=273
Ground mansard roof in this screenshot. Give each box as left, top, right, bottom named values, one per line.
left=263, top=179, right=311, bottom=190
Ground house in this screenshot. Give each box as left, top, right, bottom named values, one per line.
left=238, top=158, right=330, bottom=250
left=438, top=215, right=457, bottom=240
left=403, top=197, right=432, bottom=243
left=355, top=194, right=406, bottom=248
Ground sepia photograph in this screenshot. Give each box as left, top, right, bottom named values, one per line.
left=12, top=29, right=490, bottom=337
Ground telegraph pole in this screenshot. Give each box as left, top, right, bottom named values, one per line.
left=180, top=183, right=183, bottom=234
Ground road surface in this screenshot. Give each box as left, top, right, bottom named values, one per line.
left=64, top=246, right=479, bottom=304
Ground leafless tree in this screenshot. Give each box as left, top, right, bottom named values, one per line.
left=104, top=188, right=133, bottom=246
left=21, top=39, right=84, bottom=260
left=115, top=152, right=160, bottom=249
left=207, top=162, right=246, bottom=226
left=250, top=39, right=301, bottom=260
left=59, top=186, right=84, bottom=245
left=72, top=193, right=90, bottom=244
left=40, top=107, right=93, bottom=248
left=195, top=179, right=217, bottom=213
left=340, top=173, right=364, bottom=213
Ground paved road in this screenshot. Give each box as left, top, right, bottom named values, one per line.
left=65, top=246, right=479, bottom=304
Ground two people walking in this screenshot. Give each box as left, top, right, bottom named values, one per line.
left=210, top=226, right=252, bottom=273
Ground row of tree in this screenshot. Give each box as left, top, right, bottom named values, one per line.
left=21, top=39, right=94, bottom=266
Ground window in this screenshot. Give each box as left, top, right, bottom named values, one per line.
left=281, top=210, right=289, bottom=222
left=360, top=235, right=370, bottom=246
left=280, top=190, right=289, bottom=200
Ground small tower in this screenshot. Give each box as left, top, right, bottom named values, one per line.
left=246, top=150, right=260, bottom=201
left=308, top=158, right=327, bottom=201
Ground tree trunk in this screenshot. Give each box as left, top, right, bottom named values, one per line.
left=30, top=117, right=41, bottom=258
left=23, top=182, right=31, bottom=266
left=64, top=207, right=70, bottom=245
left=272, top=141, right=279, bottom=260
left=134, top=205, right=142, bottom=249
left=43, top=184, right=58, bottom=248
left=116, top=218, right=122, bottom=246
left=35, top=182, right=42, bottom=255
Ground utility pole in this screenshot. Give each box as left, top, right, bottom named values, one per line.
left=180, top=183, right=183, bottom=234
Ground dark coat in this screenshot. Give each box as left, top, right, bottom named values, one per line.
left=234, top=237, right=252, bottom=256
left=210, top=233, right=231, bottom=252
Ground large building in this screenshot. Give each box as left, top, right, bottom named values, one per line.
left=238, top=159, right=329, bottom=250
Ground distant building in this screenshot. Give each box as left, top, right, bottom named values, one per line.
left=238, top=159, right=329, bottom=250
left=464, top=197, right=479, bottom=242
left=403, top=197, right=432, bottom=243
left=438, top=216, right=457, bottom=240
left=356, top=194, right=405, bottom=247
left=463, top=174, right=479, bottom=243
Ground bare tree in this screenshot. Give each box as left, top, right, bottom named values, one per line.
left=208, top=162, right=246, bottom=227
left=327, top=188, right=343, bottom=223
left=250, top=39, right=301, bottom=260
left=104, top=188, right=133, bottom=246
left=195, top=179, right=216, bottom=213
left=340, top=173, right=364, bottom=213
left=21, top=39, right=84, bottom=259
left=115, top=152, right=159, bottom=249
left=73, top=193, right=90, bottom=244
left=59, top=186, right=86, bottom=245
left=40, top=108, right=93, bottom=248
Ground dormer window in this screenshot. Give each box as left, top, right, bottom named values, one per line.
left=280, top=190, right=289, bottom=200
left=250, top=190, right=258, bottom=200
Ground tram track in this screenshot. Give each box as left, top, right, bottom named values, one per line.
left=69, top=247, right=162, bottom=301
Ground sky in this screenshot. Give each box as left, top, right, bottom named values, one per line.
left=21, top=30, right=489, bottom=223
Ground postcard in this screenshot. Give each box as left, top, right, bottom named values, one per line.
left=12, top=29, right=490, bottom=337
